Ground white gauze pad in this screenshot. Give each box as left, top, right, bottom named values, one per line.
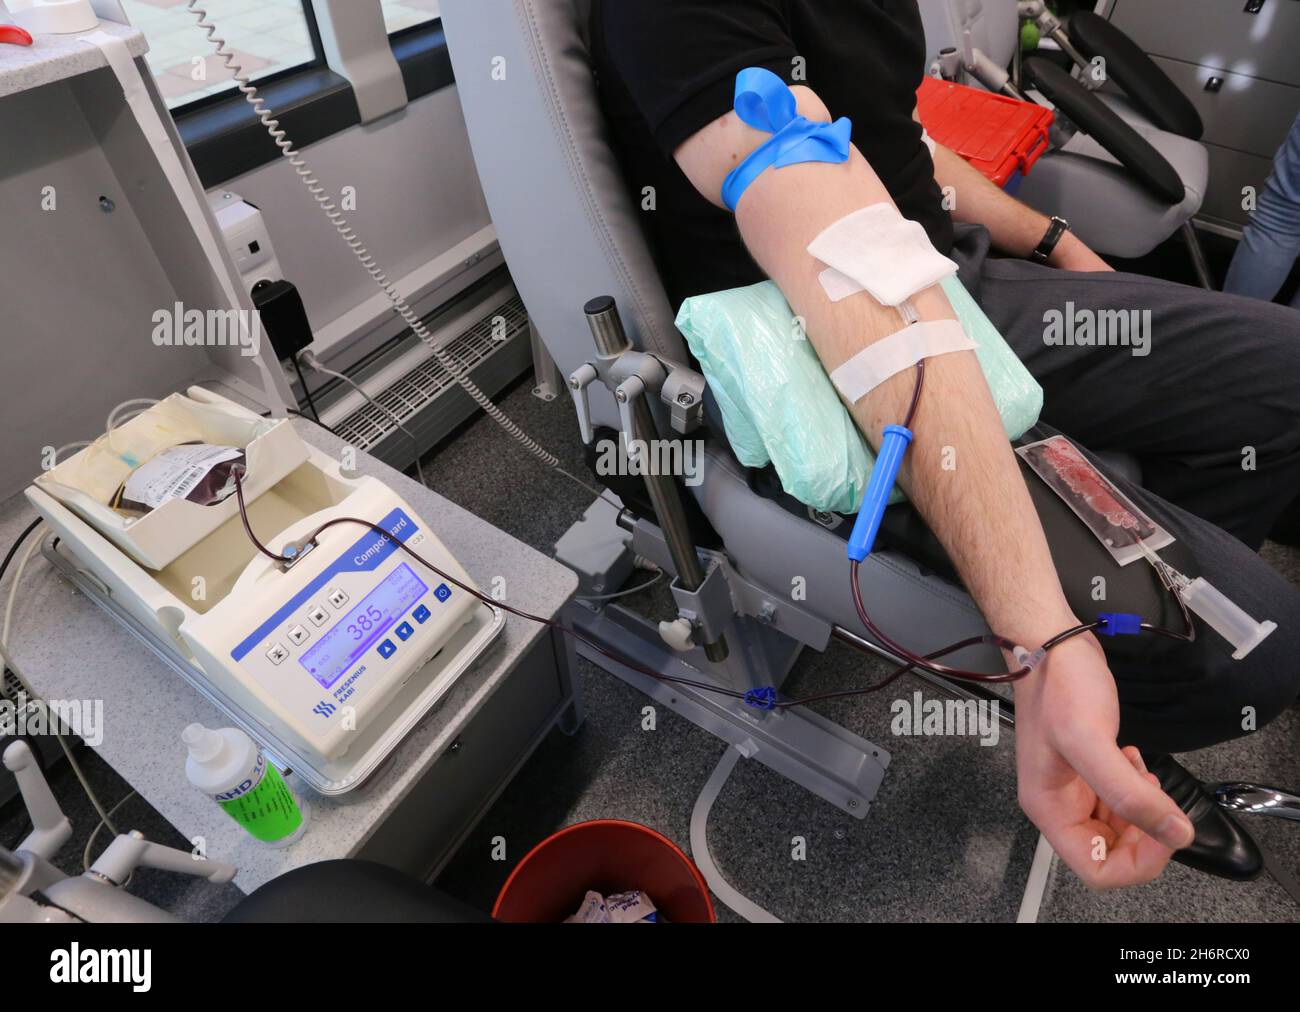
left=809, top=203, right=958, bottom=306
left=829, top=319, right=977, bottom=405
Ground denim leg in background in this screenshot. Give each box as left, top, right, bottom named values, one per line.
left=1223, top=113, right=1300, bottom=309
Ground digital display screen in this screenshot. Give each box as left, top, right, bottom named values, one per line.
left=298, top=563, right=428, bottom=689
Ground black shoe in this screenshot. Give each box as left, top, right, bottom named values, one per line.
left=1148, top=754, right=1264, bottom=881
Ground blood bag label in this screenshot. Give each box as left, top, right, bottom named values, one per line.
left=1017, top=436, right=1173, bottom=566
left=122, top=443, right=242, bottom=510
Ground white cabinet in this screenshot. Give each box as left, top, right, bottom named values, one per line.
left=1107, top=0, right=1300, bottom=228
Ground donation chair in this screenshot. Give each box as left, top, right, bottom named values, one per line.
left=438, top=0, right=1148, bottom=820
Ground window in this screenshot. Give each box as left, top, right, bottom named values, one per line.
left=121, top=0, right=321, bottom=110
left=381, top=0, right=441, bottom=35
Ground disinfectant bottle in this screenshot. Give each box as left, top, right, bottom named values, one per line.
left=183, top=723, right=309, bottom=847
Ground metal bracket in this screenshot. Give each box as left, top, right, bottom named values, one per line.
left=660, top=366, right=706, bottom=435
left=606, top=348, right=667, bottom=396
left=573, top=343, right=707, bottom=442
left=669, top=561, right=735, bottom=645
left=628, top=514, right=834, bottom=652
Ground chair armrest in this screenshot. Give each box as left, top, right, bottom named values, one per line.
left=1024, top=54, right=1187, bottom=205
left=1068, top=12, right=1203, bottom=141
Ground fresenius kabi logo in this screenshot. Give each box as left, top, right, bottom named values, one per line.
left=151, top=302, right=261, bottom=357
left=1043, top=302, right=1151, bottom=358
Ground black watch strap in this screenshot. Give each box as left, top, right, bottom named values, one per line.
left=1030, top=216, right=1070, bottom=265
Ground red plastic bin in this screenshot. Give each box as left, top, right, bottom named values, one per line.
left=492, top=820, right=716, bottom=923
left=916, top=75, right=1054, bottom=188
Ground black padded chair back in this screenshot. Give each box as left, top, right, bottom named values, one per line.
left=1024, top=54, right=1187, bottom=206
left=1069, top=12, right=1204, bottom=141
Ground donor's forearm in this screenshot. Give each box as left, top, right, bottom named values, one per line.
left=676, top=88, right=1076, bottom=649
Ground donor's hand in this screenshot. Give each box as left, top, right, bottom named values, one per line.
left=1013, top=633, right=1195, bottom=887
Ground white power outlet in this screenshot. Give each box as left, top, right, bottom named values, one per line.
left=209, top=190, right=286, bottom=297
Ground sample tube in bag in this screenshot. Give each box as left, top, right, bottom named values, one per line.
left=183, top=723, right=309, bottom=847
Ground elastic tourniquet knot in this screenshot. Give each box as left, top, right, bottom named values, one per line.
left=721, top=67, right=853, bottom=212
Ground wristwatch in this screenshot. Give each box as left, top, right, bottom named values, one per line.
left=1030, top=216, right=1070, bottom=265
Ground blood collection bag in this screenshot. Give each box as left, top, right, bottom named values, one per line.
left=111, top=442, right=247, bottom=517
left=1017, top=435, right=1173, bottom=566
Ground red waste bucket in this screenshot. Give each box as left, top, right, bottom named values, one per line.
left=492, top=820, right=716, bottom=923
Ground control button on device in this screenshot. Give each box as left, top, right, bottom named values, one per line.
left=266, top=643, right=289, bottom=666
left=328, top=588, right=349, bottom=609
left=287, top=624, right=310, bottom=646
left=412, top=604, right=431, bottom=624
left=434, top=584, right=452, bottom=603
left=395, top=622, right=414, bottom=641
left=307, top=605, right=330, bottom=627
left=377, top=639, right=397, bottom=659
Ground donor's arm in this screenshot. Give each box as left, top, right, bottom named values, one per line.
left=675, top=85, right=1192, bottom=887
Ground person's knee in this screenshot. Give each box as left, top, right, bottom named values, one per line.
left=1117, top=561, right=1300, bottom=754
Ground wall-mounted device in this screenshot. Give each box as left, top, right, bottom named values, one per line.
left=210, top=190, right=315, bottom=372
left=210, top=191, right=285, bottom=298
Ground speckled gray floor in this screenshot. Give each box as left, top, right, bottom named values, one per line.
left=4, top=376, right=1297, bottom=922
left=425, top=379, right=1300, bottom=923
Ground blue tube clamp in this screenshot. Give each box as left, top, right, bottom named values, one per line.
left=1097, top=612, right=1143, bottom=636
left=847, top=425, right=914, bottom=562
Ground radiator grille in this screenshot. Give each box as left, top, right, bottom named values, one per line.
left=332, top=295, right=530, bottom=451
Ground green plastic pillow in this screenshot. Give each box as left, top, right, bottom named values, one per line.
left=675, top=276, right=1043, bottom=515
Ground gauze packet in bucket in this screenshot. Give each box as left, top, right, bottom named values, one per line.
left=1016, top=435, right=1173, bottom=566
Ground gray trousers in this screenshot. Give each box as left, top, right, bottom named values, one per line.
left=952, top=224, right=1300, bottom=754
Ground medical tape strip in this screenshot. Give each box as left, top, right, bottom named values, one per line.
left=721, top=67, right=853, bottom=212
left=829, top=319, right=976, bottom=405
left=808, top=202, right=959, bottom=306
left=79, top=33, right=280, bottom=396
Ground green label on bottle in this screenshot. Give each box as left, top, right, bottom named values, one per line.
left=215, top=754, right=304, bottom=842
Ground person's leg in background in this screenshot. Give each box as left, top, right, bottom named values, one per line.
left=955, top=226, right=1300, bottom=551
left=950, top=228, right=1300, bottom=876
left=1223, top=113, right=1300, bottom=310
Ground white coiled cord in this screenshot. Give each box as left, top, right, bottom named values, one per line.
left=186, top=0, right=560, bottom=470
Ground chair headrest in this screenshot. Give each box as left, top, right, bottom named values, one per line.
left=442, top=0, right=687, bottom=403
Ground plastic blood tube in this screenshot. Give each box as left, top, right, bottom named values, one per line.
left=848, top=425, right=914, bottom=562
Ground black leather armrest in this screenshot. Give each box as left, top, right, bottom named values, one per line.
left=1023, top=54, right=1186, bottom=205
left=1069, top=12, right=1203, bottom=140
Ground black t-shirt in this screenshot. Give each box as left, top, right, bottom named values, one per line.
left=590, top=0, right=953, bottom=310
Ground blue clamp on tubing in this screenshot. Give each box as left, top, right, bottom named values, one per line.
left=1097, top=612, right=1143, bottom=636
left=847, top=425, right=914, bottom=562
left=744, top=687, right=779, bottom=711
left=721, top=67, right=853, bottom=212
